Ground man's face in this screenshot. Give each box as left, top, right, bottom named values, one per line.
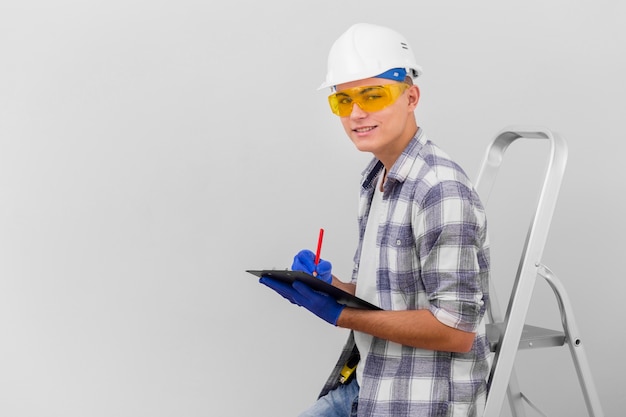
left=334, top=78, right=419, bottom=163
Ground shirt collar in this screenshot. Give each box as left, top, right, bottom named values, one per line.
left=360, top=128, right=426, bottom=191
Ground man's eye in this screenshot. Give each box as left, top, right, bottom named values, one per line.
left=365, top=94, right=384, bottom=101
left=339, top=97, right=353, bottom=105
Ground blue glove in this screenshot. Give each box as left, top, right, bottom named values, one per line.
left=292, top=249, right=333, bottom=284
left=259, top=277, right=345, bottom=325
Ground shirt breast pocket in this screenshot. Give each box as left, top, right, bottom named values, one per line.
left=384, top=225, right=419, bottom=295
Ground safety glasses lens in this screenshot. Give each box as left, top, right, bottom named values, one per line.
left=328, top=84, right=408, bottom=117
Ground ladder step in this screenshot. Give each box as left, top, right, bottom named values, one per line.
left=486, top=322, right=566, bottom=352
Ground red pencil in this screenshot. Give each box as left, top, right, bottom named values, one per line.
left=315, top=228, right=325, bottom=267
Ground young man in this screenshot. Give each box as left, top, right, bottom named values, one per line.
left=260, top=23, right=491, bottom=417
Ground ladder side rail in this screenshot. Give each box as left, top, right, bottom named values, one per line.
left=503, top=375, right=527, bottom=417
left=474, top=132, right=518, bottom=325
left=474, top=131, right=529, bottom=417
left=538, top=265, right=605, bottom=417
left=485, top=255, right=539, bottom=417
left=483, top=128, right=568, bottom=417
left=474, top=130, right=519, bottom=210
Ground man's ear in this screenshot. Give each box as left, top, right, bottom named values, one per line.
left=408, top=85, right=420, bottom=109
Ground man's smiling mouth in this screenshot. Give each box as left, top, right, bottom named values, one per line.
left=354, top=126, right=377, bottom=133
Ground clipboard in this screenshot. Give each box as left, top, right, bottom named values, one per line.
left=247, top=269, right=382, bottom=310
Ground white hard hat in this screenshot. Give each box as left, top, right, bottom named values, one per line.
left=319, top=23, right=423, bottom=90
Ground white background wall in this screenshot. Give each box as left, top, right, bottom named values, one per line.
left=1, top=1, right=624, bottom=416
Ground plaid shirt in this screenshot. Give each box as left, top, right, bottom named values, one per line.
left=319, top=129, right=491, bottom=417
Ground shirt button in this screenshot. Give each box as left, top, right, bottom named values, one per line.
left=396, top=239, right=402, bottom=246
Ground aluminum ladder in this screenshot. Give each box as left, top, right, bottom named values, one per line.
left=475, top=127, right=604, bottom=417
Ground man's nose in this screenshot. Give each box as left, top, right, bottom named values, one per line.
left=349, top=102, right=368, bottom=118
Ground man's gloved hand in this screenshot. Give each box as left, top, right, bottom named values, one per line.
left=259, top=277, right=345, bottom=325
left=291, top=249, right=332, bottom=284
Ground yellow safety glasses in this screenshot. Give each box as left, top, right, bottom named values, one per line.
left=328, top=83, right=409, bottom=117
